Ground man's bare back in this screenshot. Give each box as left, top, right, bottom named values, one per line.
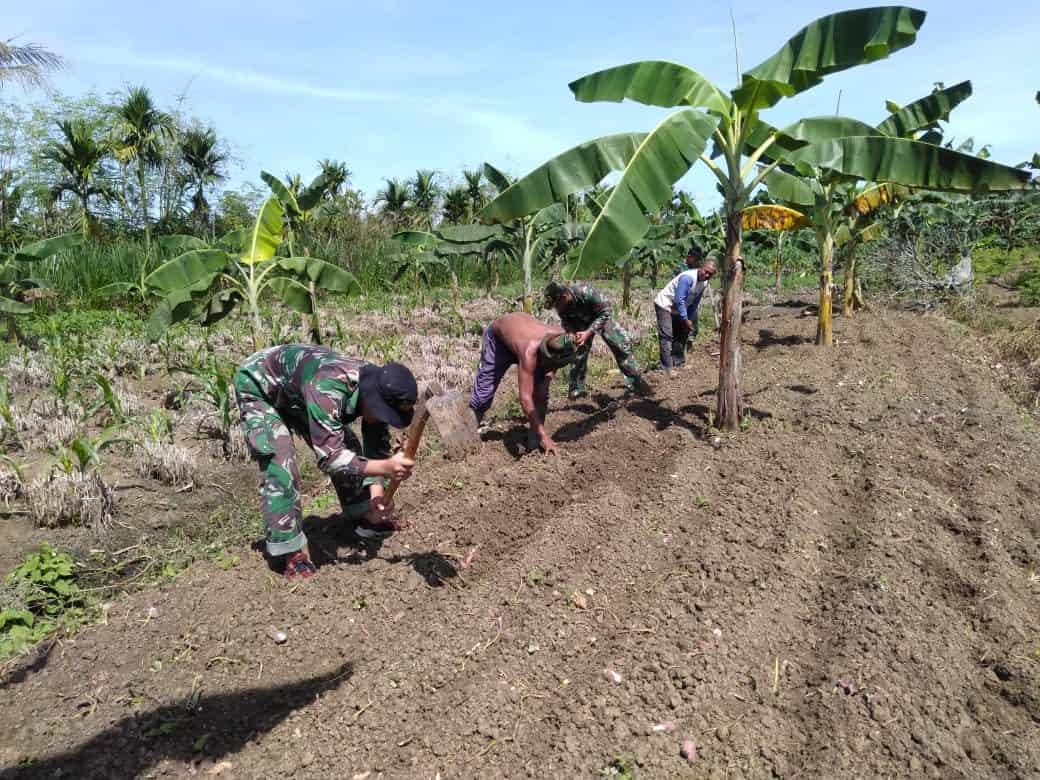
left=491, top=312, right=562, bottom=361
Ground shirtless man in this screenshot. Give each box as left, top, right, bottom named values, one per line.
left=468, top=312, right=585, bottom=454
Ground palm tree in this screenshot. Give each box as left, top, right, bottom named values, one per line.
left=0, top=38, right=64, bottom=90
left=462, top=168, right=485, bottom=217
left=113, top=86, right=175, bottom=250
left=318, top=159, right=351, bottom=200
left=179, top=126, right=227, bottom=236
left=409, top=169, right=441, bottom=228
left=41, top=119, right=111, bottom=237
left=442, top=186, right=470, bottom=224
left=374, top=178, right=411, bottom=228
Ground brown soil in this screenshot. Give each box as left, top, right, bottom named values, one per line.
left=2, top=304, right=1039, bottom=779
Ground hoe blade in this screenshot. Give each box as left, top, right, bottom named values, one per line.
left=426, top=390, right=481, bottom=459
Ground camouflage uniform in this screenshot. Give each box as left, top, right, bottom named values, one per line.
left=556, top=282, right=642, bottom=394
left=233, top=345, right=390, bottom=556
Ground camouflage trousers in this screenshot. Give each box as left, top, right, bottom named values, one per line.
left=235, top=388, right=373, bottom=556
left=568, top=318, right=643, bottom=393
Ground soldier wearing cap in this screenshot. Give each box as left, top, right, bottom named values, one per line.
left=234, top=345, right=418, bottom=580
left=543, top=280, right=650, bottom=398
left=469, top=312, right=586, bottom=454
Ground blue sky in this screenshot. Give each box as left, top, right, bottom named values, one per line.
left=6, top=1, right=1039, bottom=209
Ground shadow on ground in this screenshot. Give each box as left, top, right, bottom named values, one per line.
left=0, top=663, right=353, bottom=779
left=300, top=513, right=460, bottom=588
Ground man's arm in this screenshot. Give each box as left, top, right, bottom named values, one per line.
left=517, top=346, right=555, bottom=452
left=304, top=378, right=411, bottom=485
left=674, top=274, right=693, bottom=320
left=578, top=284, right=611, bottom=333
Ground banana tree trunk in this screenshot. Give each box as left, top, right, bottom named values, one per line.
left=774, top=232, right=784, bottom=296
left=622, top=261, right=633, bottom=311
left=841, top=249, right=858, bottom=318
left=450, top=268, right=461, bottom=311
left=522, top=223, right=534, bottom=313
left=716, top=207, right=745, bottom=431
left=816, top=229, right=835, bottom=346
left=137, top=157, right=151, bottom=251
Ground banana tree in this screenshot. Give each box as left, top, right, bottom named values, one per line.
left=260, top=169, right=332, bottom=343
left=145, top=195, right=360, bottom=348
left=393, top=223, right=503, bottom=307
left=482, top=7, right=938, bottom=429
left=1, top=234, right=82, bottom=341
left=747, top=80, right=1030, bottom=343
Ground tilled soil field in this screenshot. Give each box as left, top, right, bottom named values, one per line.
left=2, top=304, right=1038, bottom=779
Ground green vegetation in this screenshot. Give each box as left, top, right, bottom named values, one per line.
left=0, top=544, right=94, bottom=659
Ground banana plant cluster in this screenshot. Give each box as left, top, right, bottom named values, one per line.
left=145, top=194, right=359, bottom=348
left=480, top=6, right=1032, bottom=429
left=1, top=234, right=82, bottom=341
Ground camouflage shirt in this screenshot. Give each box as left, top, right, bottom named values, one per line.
left=234, top=345, right=391, bottom=481
left=558, top=282, right=612, bottom=334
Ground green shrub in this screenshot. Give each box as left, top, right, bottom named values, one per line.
left=1, top=544, right=93, bottom=659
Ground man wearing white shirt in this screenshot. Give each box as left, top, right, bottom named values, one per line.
left=653, top=251, right=717, bottom=370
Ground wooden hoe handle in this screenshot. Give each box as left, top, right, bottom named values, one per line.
left=383, top=405, right=430, bottom=502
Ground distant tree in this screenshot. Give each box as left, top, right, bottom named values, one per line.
left=179, top=126, right=227, bottom=236
left=113, top=86, right=175, bottom=249
left=318, top=159, right=351, bottom=200
left=0, top=38, right=64, bottom=90
left=462, top=168, right=486, bottom=216
left=41, top=119, right=111, bottom=237
left=374, top=178, right=411, bottom=228
left=409, top=169, right=441, bottom=228
left=442, top=186, right=470, bottom=224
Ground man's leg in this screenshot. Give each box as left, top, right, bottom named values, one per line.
left=655, top=305, right=674, bottom=369
left=600, top=318, right=645, bottom=389
left=671, top=313, right=690, bottom=368
left=469, top=328, right=515, bottom=423
left=528, top=368, right=553, bottom=450
left=568, top=341, right=592, bottom=398
left=237, top=394, right=307, bottom=560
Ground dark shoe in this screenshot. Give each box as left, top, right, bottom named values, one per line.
left=354, top=519, right=397, bottom=540
left=568, top=387, right=589, bottom=400
left=627, top=377, right=654, bottom=397
left=284, top=551, right=316, bottom=580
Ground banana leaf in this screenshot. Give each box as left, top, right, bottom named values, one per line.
left=876, top=80, right=972, bottom=138
left=218, top=228, right=249, bottom=252
left=569, top=60, right=730, bottom=113
left=763, top=167, right=818, bottom=206
left=199, top=289, right=243, bottom=327
left=741, top=205, right=811, bottom=231
left=435, top=224, right=503, bottom=243
left=295, top=171, right=329, bottom=212
left=12, top=234, right=83, bottom=262
left=482, top=162, right=513, bottom=194
left=790, top=137, right=1033, bottom=192
left=268, top=278, right=313, bottom=313
left=277, top=257, right=360, bottom=294
left=577, top=109, right=720, bottom=275
left=733, top=6, right=927, bottom=111
left=0, top=296, right=33, bottom=314
left=146, top=249, right=229, bottom=293
left=146, top=289, right=196, bottom=341
left=241, top=196, right=285, bottom=265
left=158, top=234, right=209, bottom=254
left=480, top=133, right=646, bottom=223
left=261, top=171, right=301, bottom=216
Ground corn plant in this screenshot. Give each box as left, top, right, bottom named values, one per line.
left=145, top=193, right=360, bottom=349
left=47, top=423, right=132, bottom=476
left=183, top=362, right=236, bottom=458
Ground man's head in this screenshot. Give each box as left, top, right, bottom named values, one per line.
left=537, top=332, right=581, bottom=371
left=358, top=362, right=418, bottom=428
left=684, top=245, right=704, bottom=269
left=543, top=281, right=573, bottom=314
left=697, top=259, right=718, bottom=283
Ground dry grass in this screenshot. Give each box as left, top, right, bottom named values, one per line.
left=136, top=441, right=200, bottom=487
left=26, top=471, right=116, bottom=529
